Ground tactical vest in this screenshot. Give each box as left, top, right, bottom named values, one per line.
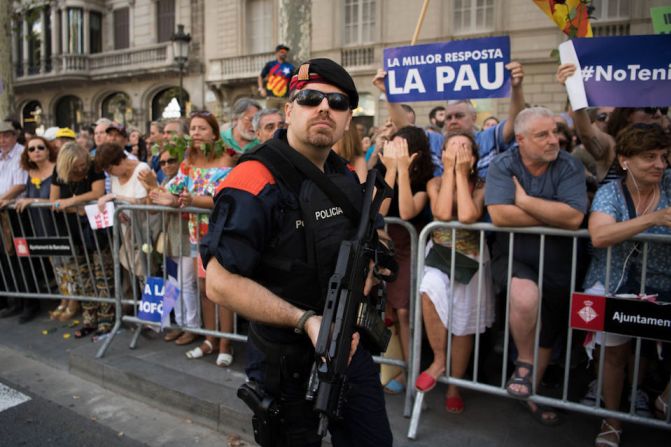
left=240, top=139, right=363, bottom=313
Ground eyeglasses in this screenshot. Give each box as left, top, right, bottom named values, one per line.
left=292, top=89, right=350, bottom=111
left=27, top=145, right=46, bottom=153
left=159, top=158, right=178, bottom=167
left=638, top=107, right=669, bottom=116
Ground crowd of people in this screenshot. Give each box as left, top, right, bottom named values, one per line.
left=1, top=56, right=670, bottom=446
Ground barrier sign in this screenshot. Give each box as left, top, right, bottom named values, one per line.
left=138, top=276, right=164, bottom=323
left=559, top=34, right=671, bottom=109
left=13, top=237, right=72, bottom=257
left=571, top=292, right=671, bottom=342
left=383, top=36, right=511, bottom=103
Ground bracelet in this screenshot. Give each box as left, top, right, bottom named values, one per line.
left=294, top=310, right=316, bottom=334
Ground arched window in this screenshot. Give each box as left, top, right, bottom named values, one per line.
left=101, top=92, right=133, bottom=126
left=54, top=95, right=83, bottom=130
left=151, top=87, right=189, bottom=120
left=22, top=100, right=43, bottom=135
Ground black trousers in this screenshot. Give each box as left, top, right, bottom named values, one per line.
left=249, top=340, right=393, bottom=447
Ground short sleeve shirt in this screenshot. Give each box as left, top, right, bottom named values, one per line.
left=260, top=60, right=295, bottom=98
left=484, top=147, right=588, bottom=214
left=111, top=162, right=150, bottom=199
left=165, top=162, right=231, bottom=244
left=583, top=170, right=671, bottom=296
left=0, top=144, right=27, bottom=196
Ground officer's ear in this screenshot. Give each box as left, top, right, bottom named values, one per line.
left=344, top=110, right=352, bottom=131
left=284, top=100, right=293, bottom=126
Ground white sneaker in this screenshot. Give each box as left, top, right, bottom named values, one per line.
left=581, top=379, right=604, bottom=407
left=630, top=389, right=653, bottom=418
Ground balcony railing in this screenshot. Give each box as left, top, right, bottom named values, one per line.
left=592, top=22, right=630, bottom=36
left=341, top=47, right=376, bottom=69
left=15, top=42, right=174, bottom=83
left=207, top=52, right=273, bottom=83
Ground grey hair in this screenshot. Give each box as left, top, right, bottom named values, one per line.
left=164, top=118, right=189, bottom=135
left=252, top=108, right=282, bottom=131
left=514, top=107, right=555, bottom=135
left=232, top=98, right=262, bottom=119
left=95, top=117, right=113, bottom=127
left=150, top=121, right=164, bottom=132
left=446, top=100, right=476, bottom=115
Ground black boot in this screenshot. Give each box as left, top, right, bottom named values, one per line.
left=18, top=300, right=40, bottom=324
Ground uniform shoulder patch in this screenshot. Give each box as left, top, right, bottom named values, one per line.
left=216, top=160, right=275, bottom=196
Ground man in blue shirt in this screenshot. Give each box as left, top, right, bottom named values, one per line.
left=485, top=106, right=587, bottom=425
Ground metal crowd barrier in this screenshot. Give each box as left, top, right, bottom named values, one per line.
left=0, top=202, right=116, bottom=357
left=98, top=205, right=416, bottom=391
left=407, top=221, right=671, bottom=440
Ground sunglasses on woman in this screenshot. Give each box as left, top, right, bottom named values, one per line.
left=27, top=145, right=46, bottom=153
left=638, top=107, right=669, bottom=116
left=292, top=89, right=350, bottom=111
left=159, top=158, right=178, bottom=167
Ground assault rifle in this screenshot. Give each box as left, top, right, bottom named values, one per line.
left=305, top=169, right=395, bottom=436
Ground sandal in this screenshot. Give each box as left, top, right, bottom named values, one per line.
left=520, top=400, right=561, bottom=426
left=655, top=395, right=669, bottom=420
left=216, top=352, right=234, bottom=367
left=163, top=330, right=183, bottom=342
left=49, top=303, right=67, bottom=320
left=445, top=395, right=464, bottom=414
left=175, top=331, right=198, bottom=345
left=383, top=379, right=405, bottom=395
left=74, top=326, right=97, bottom=339
left=506, top=361, right=533, bottom=399
left=595, top=419, right=621, bottom=447
left=186, top=339, right=216, bottom=359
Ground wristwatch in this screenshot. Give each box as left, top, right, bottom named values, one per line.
left=295, top=310, right=316, bottom=334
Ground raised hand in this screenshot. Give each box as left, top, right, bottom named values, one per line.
left=506, top=61, right=524, bottom=88
left=379, top=139, right=398, bottom=172
left=455, top=144, right=474, bottom=176
left=372, top=68, right=387, bottom=93
left=556, top=63, right=577, bottom=85
left=395, top=137, right=417, bottom=172
left=138, top=169, right=158, bottom=192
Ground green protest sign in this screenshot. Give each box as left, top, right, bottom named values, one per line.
left=651, top=6, right=671, bottom=34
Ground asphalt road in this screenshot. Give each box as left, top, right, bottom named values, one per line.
left=0, top=380, right=146, bottom=447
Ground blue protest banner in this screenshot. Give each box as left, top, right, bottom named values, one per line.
left=383, top=36, right=511, bottom=103
left=559, top=34, right=671, bottom=109
left=138, top=276, right=164, bottom=323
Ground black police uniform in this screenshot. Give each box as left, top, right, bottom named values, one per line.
left=201, top=127, right=393, bottom=446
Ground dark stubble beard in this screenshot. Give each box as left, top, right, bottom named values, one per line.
left=307, top=129, right=335, bottom=150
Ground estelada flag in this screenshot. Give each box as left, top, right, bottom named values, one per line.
left=533, top=0, right=593, bottom=38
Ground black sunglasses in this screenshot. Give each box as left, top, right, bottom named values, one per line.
left=292, top=89, right=350, bottom=111
left=639, top=107, right=669, bottom=116
left=159, top=158, right=178, bottom=167
left=27, top=144, right=46, bottom=152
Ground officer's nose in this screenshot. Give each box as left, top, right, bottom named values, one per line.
left=317, top=96, right=331, bottom=112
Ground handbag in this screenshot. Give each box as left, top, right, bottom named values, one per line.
left=425, top=243, right=479, bottom=284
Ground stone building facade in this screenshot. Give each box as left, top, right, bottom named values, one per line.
left=12, top=0, right=662, bottom=133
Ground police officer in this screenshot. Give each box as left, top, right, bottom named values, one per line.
left=201, top=59, right=393, bottom=446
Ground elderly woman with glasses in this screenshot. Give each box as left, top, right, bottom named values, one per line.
left=583, top=123, right=671, bottom=447
left=150, top=111, right=236, bottom=367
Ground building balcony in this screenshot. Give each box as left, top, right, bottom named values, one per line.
left=14, top=42, right=178, bottom=86
left=207, top=52, right=273, bottom=84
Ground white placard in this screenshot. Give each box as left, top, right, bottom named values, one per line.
left=84, top=202, right=115, bottom=229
